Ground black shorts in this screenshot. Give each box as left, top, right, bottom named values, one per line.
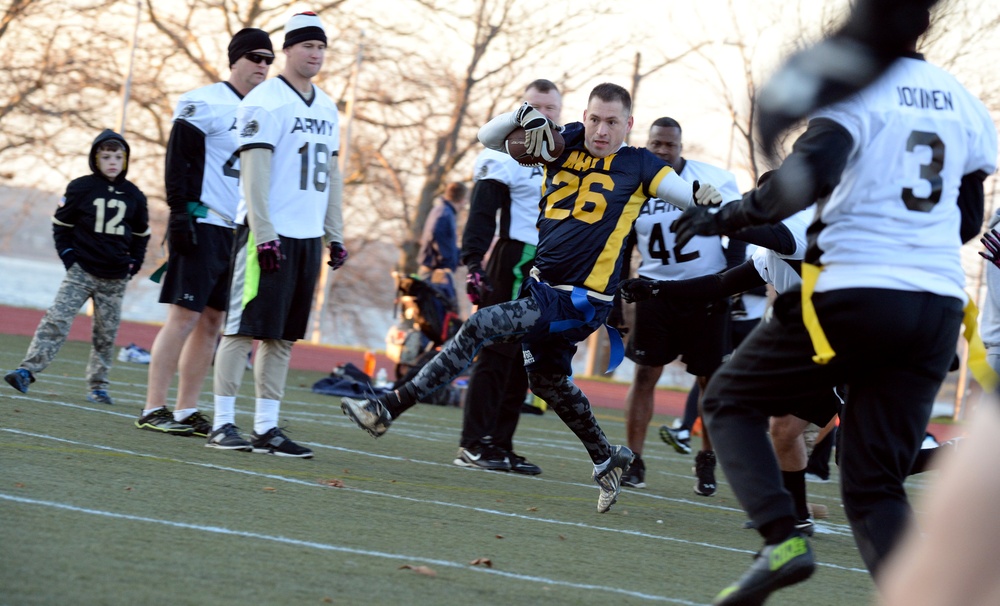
left=223, top=227, right=322, bottom=341
left=159, top=223, right=235, bottom=312
left=482, top=239, right=535, bottom=306
left=625, top=295, right=730, bottom=376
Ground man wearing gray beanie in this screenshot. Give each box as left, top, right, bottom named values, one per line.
left=212, top=12, right=348, bottom=458
left=139, top=28, right=274, bottom=440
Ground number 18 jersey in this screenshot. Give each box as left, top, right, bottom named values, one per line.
left=235, top=75, right=340, bottom=239
left=811, top=56, right=997, bottom=300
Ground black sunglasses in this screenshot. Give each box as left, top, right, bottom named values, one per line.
left=244, top=52, right=274, bottom=65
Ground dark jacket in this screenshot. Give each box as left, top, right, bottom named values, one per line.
left=52, top=129, right=150, bottom=279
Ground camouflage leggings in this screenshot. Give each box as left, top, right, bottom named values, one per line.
left=409, top=296, right=613, bottom=464
left=20, top=264, right=128, bottom=390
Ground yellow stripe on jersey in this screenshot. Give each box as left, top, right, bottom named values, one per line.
left=962, top=301, right=998, bottom=392
left=647, top=165, right=675, bottom=199
left=586, top=186, right=646, bottom=293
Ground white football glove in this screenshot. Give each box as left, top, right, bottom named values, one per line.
left=515, top=102, right=556, bottom=158
left=693, top=180, right=723, bottom=206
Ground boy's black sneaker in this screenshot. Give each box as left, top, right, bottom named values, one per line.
left=713, top=532, right=815, bottom=605
left=621, top=454, right=646, bottom=489
left=250, top=427, right=313, bottom=458
left=5, top=368, right=34, bottom=393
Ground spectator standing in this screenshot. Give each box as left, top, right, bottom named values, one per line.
left=137, top=28, right=274, bottom=437
left=4, top=130, right=149, bottom=404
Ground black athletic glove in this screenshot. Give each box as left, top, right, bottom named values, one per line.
left=671, top=205, right=725, bottom=251
left=256, top=239, right=282, bottom=273
left=128, top=258, right=140, bottom=278
left=58, top=248, right=77, bottom=270
left=465, top=263, right=492, bottom=305
left=168, top=210, right=197, bottom=255
left=328, top=242, right=348, bottom=270
left=619, top=278, right=662, bottom=304
left=980, top=228, right=1000, bottom=270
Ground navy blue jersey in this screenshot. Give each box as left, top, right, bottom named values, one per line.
left=534, top=122, right=673, bottom=295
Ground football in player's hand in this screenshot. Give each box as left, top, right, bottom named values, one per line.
left=504, top=126, right=565, bottom=166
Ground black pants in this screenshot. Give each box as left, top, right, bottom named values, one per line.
left=703, top=288, right=962, bottom=577
left=460, top=342, right=527, bottom=451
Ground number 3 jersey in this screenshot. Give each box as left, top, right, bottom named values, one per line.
left=810, top=55, right=997, bottom=300
left=235, top=75, right=340, bottom=239
left=533, top=122, right=676, bottom=295
left=632, top=159, right=742, bottom=281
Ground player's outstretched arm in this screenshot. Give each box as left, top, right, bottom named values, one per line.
left=478, top=110, right=522, bottom=152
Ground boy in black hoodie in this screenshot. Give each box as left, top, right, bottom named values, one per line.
left=4, top=129, right=150, bottom=404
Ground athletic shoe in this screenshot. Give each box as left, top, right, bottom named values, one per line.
left=4, top=368, right=34, bottom=393
left=713, top=532, right=815, bottom=605
left=453, top=444, right=511, bottom=471
left=205, top=424, right=252, bottom=451
left=341, top=396, right=392, bottom=438
left=805, top=472, right=830, bottom=483
left=741, top=518, right=814, bottom=537
left=507, top=451, right=542, bottom=475
left=117, top=343, right=151, bottom=364
left=621, top=454, right=646, bottom=489
left=660, top=425, right=693, bottom=455
left=135, top=407, right=195, bottom=436
left=86, top=389, right=114, bottom=405
left=694, top=450, right=717, bottom=497
left=593, top=445, right=634, bottom=513
left=179, top=411, right=212, bottom=437
left=250, top=426, right=313, bottom=458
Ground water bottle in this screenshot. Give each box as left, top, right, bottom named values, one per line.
left=375, top=367, right=389, bottom=388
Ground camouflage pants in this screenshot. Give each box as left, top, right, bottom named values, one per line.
left=20, top=264, right=128, bottom=390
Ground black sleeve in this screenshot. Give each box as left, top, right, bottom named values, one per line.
left=729, top=222, right=797, bottom=256
left=723, top=237, right=747, bottom=270
left=164, top=119, right=207, bottom=212
left=128, top=189, right=150, bottom=270
left=52, top=179, right=85, bottom=254
left=718, top=118, right=854, bottom=231
left=958, top=170, right=987, bottom=243
left=621, top=228, right=637, bottom=280
left=461, top=179, right=508, bottom=268
left=654, top=260, right=767, bottom=302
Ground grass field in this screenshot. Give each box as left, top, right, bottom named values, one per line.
left=0, top=332, right=914, bottom=605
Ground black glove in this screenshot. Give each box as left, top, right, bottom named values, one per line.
left=58, top=248, right=77, bottom=270
left=328, top=242, right=348, bottom=270
left=465, top=263, right=492, bottom=305
left=619, top=278, right=662, bottom=304
left=980, top=228, right=1000, bottom=270
left=256, top=239, right=282, bottom=273
left=671, top=206, right=724, bottom=251
left=128, top=258, right=140, bottom=278
left=168, top=210, right=197, bottom=255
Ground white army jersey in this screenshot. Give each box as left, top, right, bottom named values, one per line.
left=473, top=148, right=543, bottom=245
left=235, top=76, right=340, bottom=239
left=752, top=207, right=813, bottom=295
left=633, top=159, right=742, bottom=280
left=811, top=56, right=997, bottom=301
left=172, top=82, right=243, bottom=225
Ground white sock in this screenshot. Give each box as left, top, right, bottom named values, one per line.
left=594, top=456, right=612, bottom=473
left=173, top=408, right=197, bottom=422
left=254, top=398, right=280, bottom=435
left=213, top=396, right=236, bottom=430
left=141, top=406, right=166, bottom=418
